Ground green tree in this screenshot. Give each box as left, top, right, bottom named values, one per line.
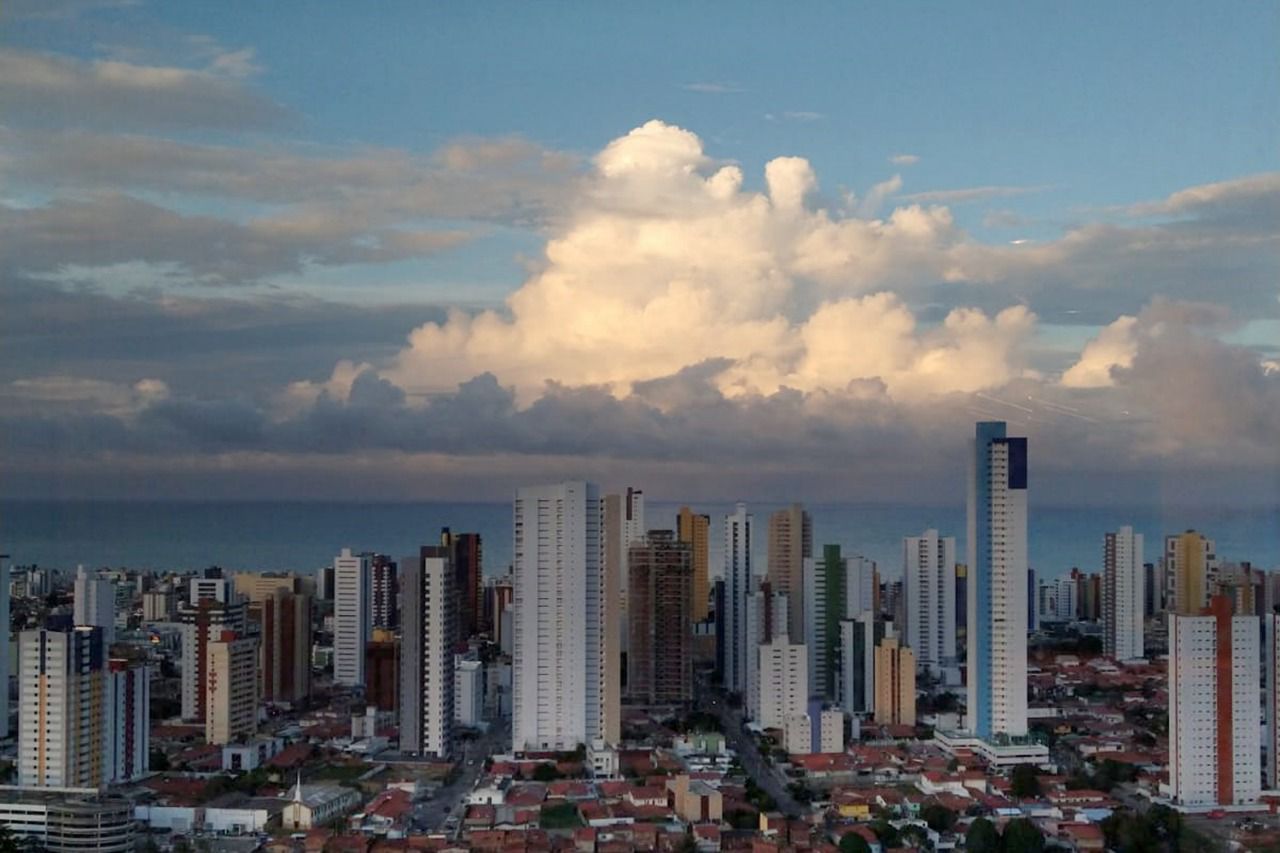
left=838, top=833, right=872, bottom=853
left=1000, top=817, right=1045, bottom=853
left=869, top=819, right=900, bottom=849
left=966, top=817, right=1000, bottom=853
left=148, top=748, right=170, bottom=771
left=532, top=762, right=562, bottom=782
left=1010, top=764, right=1042, bottom=798
left=921, top=803, right=956, bottom=832
left=0, top=824, right=23, bottom=853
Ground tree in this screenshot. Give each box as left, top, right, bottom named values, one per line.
left=1000, top=817, right=1045, bottom=853
left=921, top=803, right=956, bottom=832
left=0, top=824, right=23, bottom=853
left=869, top=819, right=900, bottom=849
left=1010, top=763, right=1042, bottom=799
left=966, top=817, right=1000, bottom=853
left=532, top=762, right=562, bottom=782
left=148, top=748, right=170, bottom=771
left=838, top=832, right=872, bottom=853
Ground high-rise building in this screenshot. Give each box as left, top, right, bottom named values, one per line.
left=955, top=563, right=967, bottom=664
left=0, top=563, right=9, bottom=738
left=1167, top=530, right=1218, bottom=616
left=365, top=628, right=399, bottom=712
left=455, top=658, right=484, bottom=728
left=178, top=597, right=246, bottom=722
left=605, top=488, right=645, bottom=682
left=966, top=421, right=1029, bottom=740
left=73, top=567, right=115, bottom=643
left=249, top=592, right=312, bottom=705
left=442, top=530, right=483, bottom=641
left=815, top=546, right=843, bottom=700
left=874, top=633, right=916, bottom=727
left=190, top=575, right=234, bottom=607
left=722, top=503, right=752, bottom=695
left=316, top=566, right=335, bottom=601
left=1169, top=595, right=1260, bottom=806
left=627, top=531, right=693, bottom=705
left=400, top=547, right=455, bottom=759
left=512, top=482, right=617, bottom=752
left=903, top=529, right=957, bottom=680
left=142, top=591, right=175, bottom=622
left=489, top=577, right=515, bottom=654
left=712, top=579, right=726, bottom=685
left=369, top=555, right=398, bottom=631
left=677, top=507, right=711, bottom=624
left=767, top=504, right=812, bottom=654
left=1266, top=614, right=1280, bottom=788
left=333, top=548, right=371, bottom=688
left=233, top=573, right=301, bottom=601
left=757, top=639, right=808, bottom=731
left=206, top=632, right=259, bottom=745
left=1103, top=526, right=1145, bottom=661
left=1028, top=568, right=1038, bottom=632
left=19, top=627, right=106, bottom=788
left=837, top=612, right=881, bottom=716
left=105, top=659, right=150, bottom=784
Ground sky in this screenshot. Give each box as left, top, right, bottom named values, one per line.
left=0, top=0, right=1277, bottom=505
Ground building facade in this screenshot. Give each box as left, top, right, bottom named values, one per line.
left=767, top=504, right=812, bottom=654
left=333, top=548, right=371, bottom=688
left=1103, top=526, right=1145, bottom=661
left=677, top=507, right=711, bottom=624
left=757, top=639, right=808, bottom=731
left=722, top=503, right=752, bottom=695
left=18, top=628, right=107, bottom=788
left=249, top=591, right=312, bottom=705
left=73, top=568, right=115, bottom=644
left=512, top=481, right=616, bottom=752
left=966, top=421, right=1029, bottom=740
left=903, top=529, right=957, bottom=680
left=1169, top=596, right=1260, bottom=806
left=205, top=632, right=259, bottom=746
left=369, top=555, right=398, bottom=631
left=1167, top=530, right=1218, bottom=616
left=627, top=531, right=694, bottom=705
left=400, top=546, right=455, bottom=759
left=178, top=597, right=246, bottom=722
left=442, top=530, right=483, bottom=640
left=874, top=634, right=916, bottom=727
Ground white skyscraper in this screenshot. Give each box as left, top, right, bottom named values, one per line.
left=333, top=548, right=371, bottom=688
left=1103, top=526, right=1145, bottom=661
left=1267, top=613, right=1280, bottom=789
left=966, top=421, right=1029, bottom=740
left=400, top=547, right=455, bottom=758
left=803, top=557, right=823, bottom=694
left=512, top=481, right=614, bottom=752
left=903, top=529, right=957, bottom=679
left=837, top=613, right=879, bottom=715
left=843, top=555, right=877, bottom=617
left=722, top=503, right=752, bottom=695
left=757, top=639, right=808, bottom=731
left=1169, top=596, right=1260, bottom=806
left=74, top=566, right=115, bottom=643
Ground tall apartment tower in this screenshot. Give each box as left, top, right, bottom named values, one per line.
left=74, top=567, right=116, bottom=643
left=966, top=421, right=1029, bottom=740
left=767, top=504, right=812, bottom=653
left=370, top=555, right=398, bottom=630
left=513, top=482, right=617, bottom=752
left=1266, top=613, right=1280, bottom=788
left=333, top=548, right=372, bottom=688
left=1103, top=526, right=1145, bottom=661
left=757, top=638, right=808, bottom=731
left=722, top=503, right=753, bottom=695
left=874, top=633, right=916, bottom=727
left=179, top=596, right=246, bottom=722
left=1167, top=530, right=1218, bottom=616
left=400, top=546, right=455, bottom=759
left=442, top=530, right=483, bottom=640
left=105, top=659, right=150, bottom=783
left=838, top=612, right=882, bottom=715
left=18, top=627, right=106, bottom=788
left=605, top=488, right=645, bottom=677
left=206, top=632, right=259, bottom=745
left=676, top=507, right=711, bottom=624
left=803, top=556, right=826, bottom=697
left=249, top=591, right=312, bottom=705
left=903, top=529, right=957, bottom=680
left=1169, top=595, right=1260, bottom=806
left=627, top=531, right=694, bottom=705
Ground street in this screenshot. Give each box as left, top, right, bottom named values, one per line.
left=695, top=676, right=802, bottom=818
left=412, top=719, right=511, bottom=835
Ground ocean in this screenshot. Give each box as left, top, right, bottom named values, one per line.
left=2, top=499, right=1277, bottom=582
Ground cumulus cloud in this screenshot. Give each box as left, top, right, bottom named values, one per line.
left=1061, top=315, right=1139, bottom=388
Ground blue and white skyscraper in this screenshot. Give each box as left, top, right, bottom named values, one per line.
left=966, top=421, right=1029, bottom=740
left=722, top=503, right=752, bottom=695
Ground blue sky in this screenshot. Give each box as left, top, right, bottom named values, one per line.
left=0, top=1, right=1277, bottom=503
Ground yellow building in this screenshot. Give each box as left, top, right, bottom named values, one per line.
left=677, top=507, right=711, bottom=623
left=206, top=633, right=259, bottom=745
left=1167, top=531, right=1216, bottom=616
left=874, top=635, right=916, bottom=726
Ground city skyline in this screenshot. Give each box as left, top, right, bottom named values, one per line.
left=0, top=3, right=1276, bottom=506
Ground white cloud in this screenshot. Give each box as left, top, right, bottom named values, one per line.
left=889, top=153, right=920, bottom=166
left=1061, top=315, right=1138, bottom=388
left=898, top=184, right=1052, bottom=204
left=381, top=120, right=1029, bottom=404
left=681, top=82, right=745, bottom=94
